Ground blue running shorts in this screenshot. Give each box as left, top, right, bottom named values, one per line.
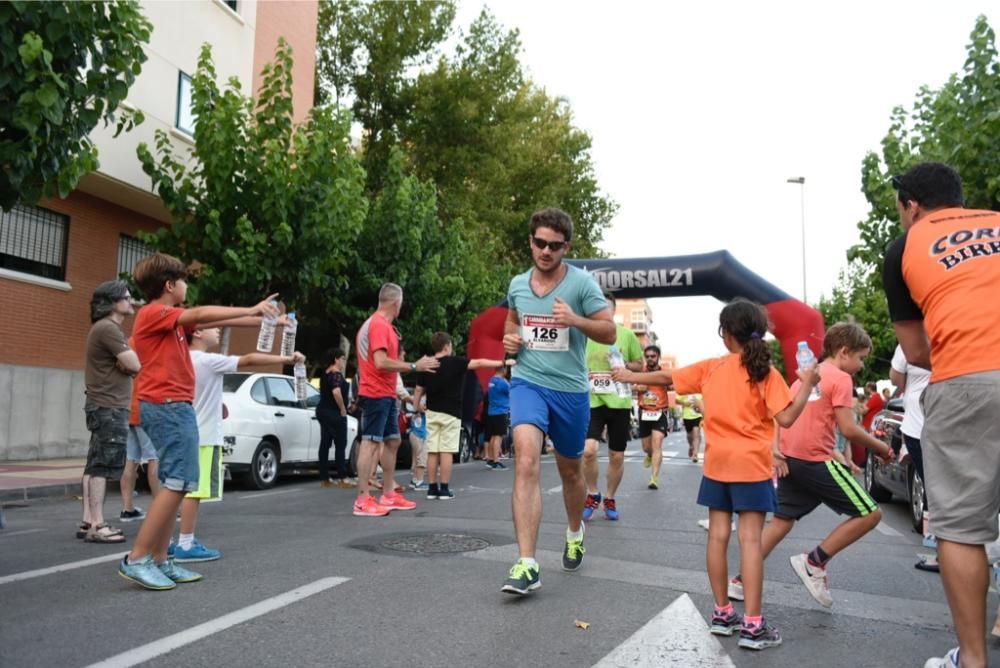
left=510, top=377, right=590, bottom=459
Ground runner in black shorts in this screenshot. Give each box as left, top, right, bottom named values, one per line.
left=679, top=394, right=704, bottom=462
left=636, top=345, right=671, bottom=490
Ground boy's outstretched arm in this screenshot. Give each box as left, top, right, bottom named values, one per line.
left=177, top=294, right=280, bottom=328
left=237, top=351, right=304, bottom=371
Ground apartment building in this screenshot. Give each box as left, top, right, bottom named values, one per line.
left=0, top=0, right=318, bottom=461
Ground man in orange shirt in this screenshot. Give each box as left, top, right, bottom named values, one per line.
left=635, top=345, right=671, bottom=490
left=726, top=323, right=893, bottom=608
left=883, top=162, right=1000, bottom=668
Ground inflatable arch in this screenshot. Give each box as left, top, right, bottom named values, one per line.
left=467, top=251, right=825, bottom=390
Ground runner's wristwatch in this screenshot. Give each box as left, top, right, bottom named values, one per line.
left=410, top=362, right=416, bottom=372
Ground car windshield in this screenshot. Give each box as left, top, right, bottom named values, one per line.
left=223, top=374, right=251, bottom=393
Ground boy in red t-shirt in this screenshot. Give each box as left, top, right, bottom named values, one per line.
left=118, top=253, right=279, bottom=591
left=728, top=323, right=894, bottom=610
left=615, top=299, right=819, bottom=651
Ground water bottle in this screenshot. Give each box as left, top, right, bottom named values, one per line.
left=608, top=345, right=631, bottom=398
left=280, top=312, right=297, bottom=357
left=256, top=300, right=279, bottom=352
left=795, top=341, right=821, bottom=398
left=294, top=361, right=307, bottom=401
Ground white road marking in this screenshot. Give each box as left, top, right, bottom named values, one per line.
left=84, top=576, right=349, bottom=668
left=874, top=521, right=904, bottom=537
left=546, top=485, right=563, bottom=495
left=0, top=552, right=126, bottom=586
left=465, top=545, right=955, bottom=630
left=238, top=488, right=303, bottom=500
left=0, top=528, right=47, bottom=538
left=592, top=593, right=735, bottom=668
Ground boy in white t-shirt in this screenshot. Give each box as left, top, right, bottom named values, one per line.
left=172, top=327, right=303, bottom=562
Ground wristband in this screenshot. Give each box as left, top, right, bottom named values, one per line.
left=410, top=362, right=416, bottom=372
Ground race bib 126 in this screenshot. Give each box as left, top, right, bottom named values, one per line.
left=522, top=314, right=569, bottom=351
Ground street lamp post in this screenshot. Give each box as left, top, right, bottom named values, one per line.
left=787, top=177, right=806, bottom=303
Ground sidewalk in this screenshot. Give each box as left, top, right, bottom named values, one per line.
left=0, top=458, right=86, bottom=504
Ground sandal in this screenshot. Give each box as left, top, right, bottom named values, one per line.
left=915, top=554, right=940, bottom=573
left=75, top=522, right=122, bottom=539
left=85, top=524, right=126, bottom=543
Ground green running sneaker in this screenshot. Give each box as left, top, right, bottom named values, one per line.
left=562, top=526, right=586, bottom=571
left=501, top=559, right=541, bottom=595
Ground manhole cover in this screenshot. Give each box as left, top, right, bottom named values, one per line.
left=380, top=533, right=491, bottom=554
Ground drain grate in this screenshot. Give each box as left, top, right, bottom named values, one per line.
left=380, top=533, right=491, bottom=555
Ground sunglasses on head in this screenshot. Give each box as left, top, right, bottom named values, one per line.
left=531, top=236, right=568, bottom=252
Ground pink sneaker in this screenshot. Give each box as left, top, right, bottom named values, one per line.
left=353, top=495, right=391, bottom=517
left=379, top=491, right=417, bottom=510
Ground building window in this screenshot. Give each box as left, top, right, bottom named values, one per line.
left=225, top=0, right=238, bottom=10
left=0, top=204, right=69, bottom=281
left=630, top=308, right=647, bottom=324
left=117, top=234, right=153, bottom=277
left=176, top=72, right=195, bottom=135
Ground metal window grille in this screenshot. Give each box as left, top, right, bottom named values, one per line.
left=117, top=234, right=152, bottom=276
left=0, top=204, right=69, bottom=280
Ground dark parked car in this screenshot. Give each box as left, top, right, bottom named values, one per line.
left=863, top=397, right=925, bottom=532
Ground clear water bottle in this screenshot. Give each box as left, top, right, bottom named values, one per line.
left=294, top=361, right=307, bottom=401
left=280, top=312, right=297, bottom=357
left=795, top=341, right=821, bottom=398
left=256, top=300, right=279, bottom=352
left=608, top=345, right=631, bottom=398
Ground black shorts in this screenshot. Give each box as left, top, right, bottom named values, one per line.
left=776, top=456, right=879, bottom=521
left=83, top=406, right=128, bottom=480
left=485, top=414, right=508, bottom=438
left=586, top=405, right=631, bottom=452
left=638, top=411, right=669, bottom=438
left=683, top=417, right=703, bottom=432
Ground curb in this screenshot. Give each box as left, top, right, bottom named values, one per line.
left=0, top=482, right=85, bottom=505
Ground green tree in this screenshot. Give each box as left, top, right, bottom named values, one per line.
left=850, top=15, right=999, bottom=280
left=816, top=262, right=893, bottom=383
left=323, top=148, right=503, bottom=354
left=137, top=40, right=367, bottom=315
left=405, top=12, right=616, bottom=267
left=315, top=0, right=455, bottom=192
left=0, top=0, right=150, bottom=209
left=822, top=15, right=999, bottom=379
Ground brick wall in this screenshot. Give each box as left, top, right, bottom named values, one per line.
left=252, top=0, right=318, bottom=124
left=0, top=191, right=161, bottom=370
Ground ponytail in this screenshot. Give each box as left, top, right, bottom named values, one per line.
left=741, top=337, right=772, bottom=383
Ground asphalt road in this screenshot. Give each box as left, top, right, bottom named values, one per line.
left=1, top=431, right=997, bottom=668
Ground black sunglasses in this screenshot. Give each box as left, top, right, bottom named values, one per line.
left=531, top=236, right=568, bottom=252
left=891, top=175, right=918, bottom=202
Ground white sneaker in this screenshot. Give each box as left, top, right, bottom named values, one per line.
left=697, top=518, right=736, bottom=531
left=727, top=577, right=744, bottom=601
left=923, top=647, right=959, bottom=668
left=790, top=553, right=833, bottom=607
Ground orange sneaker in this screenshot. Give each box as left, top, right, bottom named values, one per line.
left=379, top=491, right=417, bottom=510
left=353, top=495, right=391, bottom=517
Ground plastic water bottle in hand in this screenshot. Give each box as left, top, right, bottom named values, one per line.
left=294, top=360, right=307, bottom=401
left=795, top=341, right=821, bottom=398
left=280, top=312, right=297, bottom=357
left=608, top=345, right=631, bottom=398
left=256, top=300, right=279, bottom=352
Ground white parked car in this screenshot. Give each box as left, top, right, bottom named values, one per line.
left=222, top=372, right=358, bottom=489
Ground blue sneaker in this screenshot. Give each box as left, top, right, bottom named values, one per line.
left=157, top=559, right=203, bottom=583
left=118, top=555, right=176, bottom=590
left=604, top=497, right=619, bottom=521
left=173, top=540, right=221, bottom=563
left=582, top=493, right=601, bottom=521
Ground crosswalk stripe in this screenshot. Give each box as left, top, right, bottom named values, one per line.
left=0, top=552, right=126, bottom=586
left=592, top=593, right=735, bottom=667
left=84, top=577, right=349, bottom=668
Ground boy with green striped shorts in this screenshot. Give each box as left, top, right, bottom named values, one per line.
left=728, top=323, right=894, bottom=608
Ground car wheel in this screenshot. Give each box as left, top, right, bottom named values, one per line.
left=864, top=452, right=893, bottom=503
left=348, top=435, right=360, bottom=478
left=908, top=466, right=926, bottom=534
left=249, top=439, right=280, bottom=490
left=458, top=429, right=472, bottom=463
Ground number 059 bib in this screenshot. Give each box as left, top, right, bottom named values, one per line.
left=522, top=314, right=570, bottom=351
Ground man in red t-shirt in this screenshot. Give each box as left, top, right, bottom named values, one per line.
left=852, top=382, right=885, bottom=466
left=352, top=283, right=439, bottom=517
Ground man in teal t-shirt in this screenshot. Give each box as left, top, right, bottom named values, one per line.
left=581, top=291, right=643, bottom=522
left=500, top=208, right=616, bottom=597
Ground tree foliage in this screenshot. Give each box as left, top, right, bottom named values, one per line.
left=820, top=15, right=999, bottom=379
left=313, top=3, right=617, bottom=351
left=137, top=40, right=367, bottom=313
left=0, top=0, right=150, bottom=210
